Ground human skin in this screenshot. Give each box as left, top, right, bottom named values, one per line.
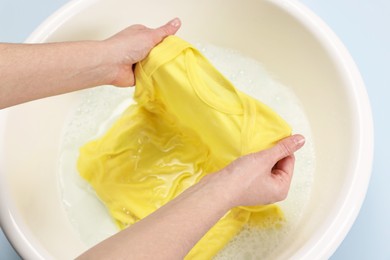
left=0, top=18, right=181, bottom=108
left=0, top=17, right=305, bottom=259
left=77, top=134, right=304, bottom=260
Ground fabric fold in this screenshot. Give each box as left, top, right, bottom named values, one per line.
left=78, top=36, right=291, bottom=259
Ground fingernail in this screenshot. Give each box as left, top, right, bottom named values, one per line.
left=170, top=18, right=181, bottom=28
left=293, top=135, right=305, bottom=146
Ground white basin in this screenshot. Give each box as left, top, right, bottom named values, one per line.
left=0, top=0, right=373, bottom=259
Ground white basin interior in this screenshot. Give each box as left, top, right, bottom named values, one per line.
left=0, top=0, right=373, bottom=259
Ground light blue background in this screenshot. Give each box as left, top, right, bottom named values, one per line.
left=0, top=0, right=389, bottom=259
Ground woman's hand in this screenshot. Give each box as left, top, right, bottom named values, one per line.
left=78, top=134, right=305, bottom=260
left=104, top=18, right=181, bottom=87
left=206, top=134, right=305, bottom=208
left=0, top=18, right=181, bottom=108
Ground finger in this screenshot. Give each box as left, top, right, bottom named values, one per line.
left=267, top=134, right=305, bottom=163
left=272, top=154, right=295, bottom=178
left=153, top=18, right=181, bottom=43
left=270, top=155, right=295, bottom=201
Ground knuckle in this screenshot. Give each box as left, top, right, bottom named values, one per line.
left=277, top=142, right=292, bottom=157
left=280, top=188, right=289, bottom=200
left=274, top=189, right=287, bottom=202
left=131, top=24, right=147, bottom=30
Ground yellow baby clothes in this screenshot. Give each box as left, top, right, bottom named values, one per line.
left=78, top=36, right=291, bottom=259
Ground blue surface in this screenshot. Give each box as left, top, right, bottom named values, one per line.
left=0, top=0, right=389, bottom=259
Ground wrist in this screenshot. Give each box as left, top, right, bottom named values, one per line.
left=99, top=39, right=136, bottom=87
left=94, top=40, right=124, bottom=86
left=197, top=171, right=237, bottom=211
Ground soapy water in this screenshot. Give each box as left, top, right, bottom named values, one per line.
left=58, top=42, right=315, bottom=259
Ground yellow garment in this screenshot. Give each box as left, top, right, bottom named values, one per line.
left=78, top=36, right=291, bottom=259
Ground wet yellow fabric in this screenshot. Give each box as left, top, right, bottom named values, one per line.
left=78, top=36, right=291, bottom=259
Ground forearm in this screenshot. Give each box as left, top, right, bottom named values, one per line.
left=77, top=173, right=232, bottom=260
left=0, top=19, right=181, bottom=109
left=76, top=134, right=304, bottom=259
left=0, top=41, right=115, bottom=108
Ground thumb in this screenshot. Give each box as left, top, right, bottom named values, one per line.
left=153, top=18, right=181, bottom=42
left=267, top=134, right=305, bottom=163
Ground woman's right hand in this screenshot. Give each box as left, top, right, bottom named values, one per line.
left=204, top=134, right=305, bottom=208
